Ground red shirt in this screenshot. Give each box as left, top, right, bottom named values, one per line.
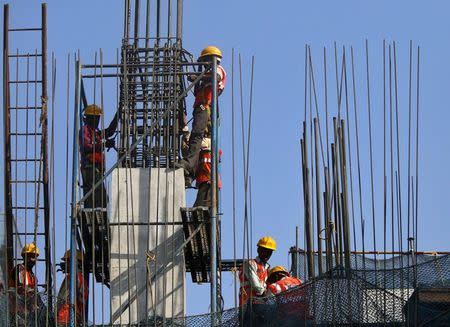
left=79, top=125, right=104, bottom=166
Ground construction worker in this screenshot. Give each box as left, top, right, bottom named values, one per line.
left=238, top=237, right=276, bottom=326
left=79, top=104, right=117, bottom=208
left=176, top=46, right=226, bottom=185
left=239, top=236, right=276, bottom=304
left=266, top=266, right=310, bottom=323
left=56, top=250, right=88, bottom=326
left=193, top=137, right=222, bottom=207
left=8, top=243, right=39, bottom=324
left=266, top=266, right=302, bottom=296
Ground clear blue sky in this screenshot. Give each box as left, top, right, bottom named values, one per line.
left=1, top=0, right=450, bottom=320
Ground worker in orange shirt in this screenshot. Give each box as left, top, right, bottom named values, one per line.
left=8, top=243, right=39, bottom=325
left=176, top=46, right=226, bottom=186
left=193, top=137, right=222, bottom=207
left=266, top=266, right=310, bottom=322
left=266, top=266, right=302, bottom=296
left=56, top=250, right=89, bottom=326
left=79, top=104, right=117, bottom=209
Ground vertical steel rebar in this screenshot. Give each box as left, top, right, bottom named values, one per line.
left=302, top=122, right=314, bottom=279
left=134, top=0, right=140, bottom=46
left=41, top=2, right=53, bottom=301
left=313, top=118, right=323, bottom=275
left=3, top=3, right=13, bottom=277
left=176, top=0, right=183, bottom=42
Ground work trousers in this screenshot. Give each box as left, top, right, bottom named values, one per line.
left=239, top=301, right=275, bottom=327
left=194, top=182, right=212, bottom=207
left=183, top=106, right=209, bottom=175
left=81, top=164, right=107, bottom=209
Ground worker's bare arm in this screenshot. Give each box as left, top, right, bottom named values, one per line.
left=187, top=72, right=222, bottom=83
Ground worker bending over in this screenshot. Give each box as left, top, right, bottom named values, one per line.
left=266, top=265, right=310, bottom=322
left=8, top=243, right=40, bottom=324
left=56, top=250, right=89, bottom=326
left=266, top=266, right=302, bottom=296
left=79, top=104, right=117, bottom=209
left=193, top=137, right=222, bottom=207
left=176, top=46, right=226, bottom=186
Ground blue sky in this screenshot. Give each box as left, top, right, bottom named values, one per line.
left=1, top=0, right=450, bottom=320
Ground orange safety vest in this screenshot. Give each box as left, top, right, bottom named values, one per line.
left=268, top=276, right=311, bottom=319
left=238, top=259, right=268, bottom=305
left=8, top=264, right=37, bottom=291
left=196, top=149, right=222, bottom=187
left=267, top=276, right=302, bottom=295
left=8, top=264, right=37, bottom=315
left=57, top=271, right=89, bottom=325
left=193, top=65, right=226, bottom=108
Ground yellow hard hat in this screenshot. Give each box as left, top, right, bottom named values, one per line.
left=84, top=104, right=103, bottom=116
left=61, top=250, right=84, bottom=262
left=199, top=46, right=222, bottom=60
left=257, top=236, right=277, bottom=251
left=21, top=243, right=39, bottom=257
left=268, top=266, right=289, bottom=278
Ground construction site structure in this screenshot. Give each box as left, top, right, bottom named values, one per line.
left=2, top=0, right=53, bottom=306
left=2, top=1, right=450, bottom=327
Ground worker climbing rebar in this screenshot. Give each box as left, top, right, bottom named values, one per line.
left=79, top=104, right=117, bottom=209
left=193, top=137, right=222, bottom=207
left=176, top=46, right=226, bottom=186
left=56, top=250, right=89, bottom=327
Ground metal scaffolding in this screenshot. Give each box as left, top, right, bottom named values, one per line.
left=2, top=0, right=52, bottom=307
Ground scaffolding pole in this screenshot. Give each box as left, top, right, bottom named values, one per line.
left=210, top=56, right=219, bottom=322
left=69, top=59, right=81, bottom=327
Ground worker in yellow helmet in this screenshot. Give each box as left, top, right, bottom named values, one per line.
left=8, top=243, right=40, bottom=323
left=238, top=236, right=276, bottom=305
left=266, top=266, right=302, bottom=296
left=176, top=46, right=227, bottom=187
left=238, top=236, right=276, bottom=326
left=79, top=104, right=117, bottom=208
left=266, top=266, right=311, bottom=321
left=56, top=250, right=89, bottom=326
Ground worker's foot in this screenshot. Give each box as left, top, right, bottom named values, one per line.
left=175, top=160, right=191, bottom=176
left=185, top=176, right=193, bottom=188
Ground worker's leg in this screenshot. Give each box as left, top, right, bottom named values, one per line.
left=93, top=168, right=107, bottom=208
left=81, top=165, right=107, bottom=209
left=193, top=182, right=211, bottom=207
left=179, top=106, right=208, bottom=175
left=81, top=166, right=94, bottom=208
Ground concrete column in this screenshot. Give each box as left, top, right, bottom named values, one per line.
left=110, top=168, right=185, bottom=324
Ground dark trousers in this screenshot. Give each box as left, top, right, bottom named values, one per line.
left=239, top=302, right=274, bottom=327
left=194, top=182, right=212, bottom=207
left=183, top=106, right=208, bottom=175
left=81, top=165, right=107, bottom=209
